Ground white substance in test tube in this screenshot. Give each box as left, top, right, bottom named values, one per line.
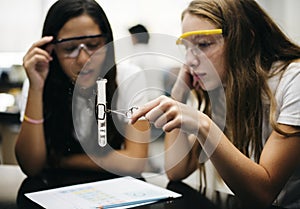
left=97, top=79, right=107, bottom=147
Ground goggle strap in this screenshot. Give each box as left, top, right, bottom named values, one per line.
left=53, top=34, right=106, bottom=44
left=176, top=29, right=222, bottom=45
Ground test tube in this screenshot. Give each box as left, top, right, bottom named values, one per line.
left=96, top=79, right=107, bottom=147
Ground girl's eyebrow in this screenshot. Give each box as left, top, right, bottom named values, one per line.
left=191, top=35, right=211, bottom=42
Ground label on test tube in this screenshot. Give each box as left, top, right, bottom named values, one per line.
left=96, top=79, right=107, bottom=147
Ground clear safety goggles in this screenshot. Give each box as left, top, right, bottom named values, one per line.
left=53, top=34, right=107, bottom=58
left=176, top=29, right=223, bottom=57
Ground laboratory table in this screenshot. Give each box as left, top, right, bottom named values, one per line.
left=4, top=167, right=285, bottom=209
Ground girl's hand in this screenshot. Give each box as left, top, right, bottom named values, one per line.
left=130, top=95, right=202, bottom=135
left=23, top=36, right=54, bottom=90
left=171, top=64, right=193, bottom=102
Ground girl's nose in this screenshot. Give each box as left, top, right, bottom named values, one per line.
left=185, top=49, right=200, bottom=70
left=76, top=46, right=91, bottom=65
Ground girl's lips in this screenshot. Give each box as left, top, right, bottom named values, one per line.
left=76, top=69, right=96, bottom=84
left=192, top=72, right=206, bottom=81
left=78, top=69, right=93, bottom=76
left=77, top=70, right=97, bottom=82
left=192, top=72, right=206, bottom=89
left=193, top=74, right=200, bottom=81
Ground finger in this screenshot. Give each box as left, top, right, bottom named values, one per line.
left=182, top=63, right=191, bottom=73
left=25, top=53, right=51, bottom=70
left=36, top=61, right=50, bottom=72
left=44, top=43, right=54, bottom=55
left=162, top=108, right=182, bottom=132
left=153, top=105, right=178, bottom=128
left=130, top=96, right=164, bottom=124
left=24, top=56, right=51, bottom=81
left=130, top=99, right=159, bottom=124
left=31, top=36, right=54, bottom=49
left=163, top=117, right=181, bottom=132
left=152, top=113, right=169, bottom=129
left=146, top=106, right=166, bottom=126
left=27, top=37, right=54, bottom=60
left=24, top=46, right=53, bottom=66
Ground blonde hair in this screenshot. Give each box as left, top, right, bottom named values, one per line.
left=184, top=0, right=300, bottom=162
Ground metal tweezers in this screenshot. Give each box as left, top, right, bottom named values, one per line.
left=106, top=106, right=139, bottom=119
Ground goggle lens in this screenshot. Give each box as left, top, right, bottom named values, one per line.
left=54, top=34, right=107, bottom=58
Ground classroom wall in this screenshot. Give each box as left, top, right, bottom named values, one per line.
left=0, top=0, right=189, bottom=66
left=257, top=0, right=300, bottom=44
left=0, top=0, right=300, bottom=67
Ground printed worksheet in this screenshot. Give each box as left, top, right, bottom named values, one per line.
left=25, top=176, right=181, bottom=209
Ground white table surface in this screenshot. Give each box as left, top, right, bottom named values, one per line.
left=0, top=165, right=26, bottom=202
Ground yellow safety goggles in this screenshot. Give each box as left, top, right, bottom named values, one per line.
left=176, top=29, right=223, bottom=45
